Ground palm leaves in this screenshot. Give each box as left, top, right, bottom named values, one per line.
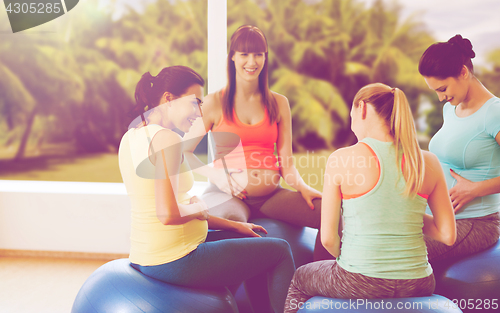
left=271, top=68, right=348, bottom=150
left=1, top=0, right=444, bottom=158
left=480, top=49, right=500, bottom=97
left=0, top=0, right=208, bottom=159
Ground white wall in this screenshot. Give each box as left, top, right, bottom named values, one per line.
left=0, top=180, right=206, bottom=254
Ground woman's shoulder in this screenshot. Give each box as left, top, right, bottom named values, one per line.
left=202, top=91, right=223, bottom=122
left=150, top=128, right=182, bottom=151
left=420, top=150, right=443, bottom=193
left=422, top=150, right=442, bottom=178
left=485, top=96, right=500, bottom=113
left=270, top=91, right=289, bottom=106
left=148, top=128, right=183, bottom=163
left=152, top=127, right=181, bottom=142
left=203, top=91, right=223, bottom=109
left=326, top=144, right=368, bottom=166
left=125, top=124, right=165, bottom=142
left=422, top=150, right=440, bottom=166
left=489, top=96, right=500, bottom=103
left=334, top=142, right=371, bottom=155
left=270, top=91, right=289, bottom=124
left=484, top=97, right=500, bottom=137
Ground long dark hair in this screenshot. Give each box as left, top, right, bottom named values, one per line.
left=353, top=83, right=423, bottom=197
left=130, top=65, right=205, bottom=118
left=222, top=25, right=278, bottom=124
left=419, top=34, right=476, bottom=79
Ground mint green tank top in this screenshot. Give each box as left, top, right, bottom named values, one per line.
left=337, top=138, right=432, bottom=279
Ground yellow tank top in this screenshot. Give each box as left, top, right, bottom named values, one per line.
left=118, top=124, right=207, bottom=266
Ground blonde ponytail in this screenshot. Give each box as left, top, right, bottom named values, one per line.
left=353, top=83, right=424, bottom=197
left=390, top=88, right=424, bottom=196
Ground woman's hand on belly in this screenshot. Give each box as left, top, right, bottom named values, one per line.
left=449, top=169, right=480, bottom=213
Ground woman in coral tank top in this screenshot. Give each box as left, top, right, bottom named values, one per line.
left=183, top=25, right=333, bottom=260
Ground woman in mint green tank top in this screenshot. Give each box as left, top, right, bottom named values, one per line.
left=284, top=83, right=456, bottom=312
left=419, top=35, right=500, bottom=263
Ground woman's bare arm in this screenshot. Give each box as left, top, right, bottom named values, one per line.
left=152, top=130, right=207, bottom=225
left=320, top=151, right=343, bottom=257
left=423, top=151, right=457, bottom=246
left=275, top=92, right=322, bottom=209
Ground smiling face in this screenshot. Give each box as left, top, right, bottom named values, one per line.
left=423, top=66, right=471, bottom=106
left=227, top=26, right=269, bottom=88
left=169, top=84, right=204, bottom=133
left=231, top=51, right=265, bottom=82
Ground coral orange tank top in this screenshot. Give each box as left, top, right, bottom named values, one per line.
left=212, top=106, right=279, bottom=171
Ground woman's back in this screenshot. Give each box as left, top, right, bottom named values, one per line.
left=337, top=138, right=432, bottom=279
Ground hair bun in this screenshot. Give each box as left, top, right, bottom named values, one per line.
left=448, top=34, right=475, bottom=59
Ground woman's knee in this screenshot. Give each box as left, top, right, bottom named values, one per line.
left=312, top=198, right=321, bottom=210
left=209, top=205, right=249, bottom=222
left=265, top=238, right=293, bottom=261
left=293, top=264, right=308, bottom=279
left=275, top=238, right=293, bottom=252
left=203, top=193, right=250, bottom=222
left=289, top=263, right=317, bottom=289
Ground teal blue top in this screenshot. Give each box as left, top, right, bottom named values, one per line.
left=427, top=97, right=500, bottom=219
left=337, top=138, right=432, bottom=279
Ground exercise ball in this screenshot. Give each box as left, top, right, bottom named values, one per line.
left=72, top=258, right=238, bottom=313
left=297, top=294, right=463, bottom=312
left=433, top=239, right=500, bottom=312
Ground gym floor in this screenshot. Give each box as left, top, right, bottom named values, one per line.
left=0, top=257, right=106, bottom=313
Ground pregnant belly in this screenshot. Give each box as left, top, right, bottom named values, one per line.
left=230, top=168, right=281, bottom=197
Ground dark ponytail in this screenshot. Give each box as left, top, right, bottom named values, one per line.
left=131, top=72, right=155, bottom=118
left=419, top=34, right=475, bottom=79
left=129, top=66, right=205, bottom=119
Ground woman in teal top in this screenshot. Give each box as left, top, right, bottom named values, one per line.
left=284, top=83, right=456, bottom=312
left=419, top=35, right=500, bottom=262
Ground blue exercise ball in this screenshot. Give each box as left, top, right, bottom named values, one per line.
left=297, top=294, right=463, bottom=312
left=72, top=258, right=238, bottom=313
left=433, top=239, right=500, bottom=312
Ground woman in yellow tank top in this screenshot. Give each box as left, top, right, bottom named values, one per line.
left=118, top=66, right=294, bottom=313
